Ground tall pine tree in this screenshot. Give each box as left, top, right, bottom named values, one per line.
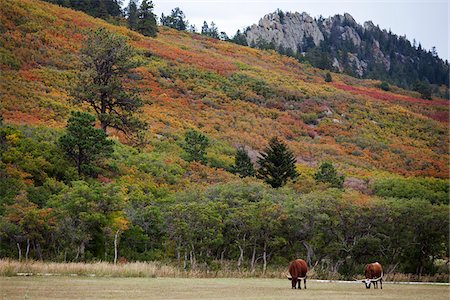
left=74, top=28, right=146, bottom=136
left=257, top=137, right=298, bottom=188
left=127, top=0, right=139, bottom=30
left=137, top=0, right=158, bottom=37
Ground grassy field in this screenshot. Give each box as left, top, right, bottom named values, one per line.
left=0, top=277, right=448, bottom=299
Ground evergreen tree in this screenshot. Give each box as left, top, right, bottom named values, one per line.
left=231, top=30, right=248, bottom=46
left=74, top=28, right=146, bottom=135
left=201, top=21, right=219, bottom=39
left=201, top=21, right=209, bottom=36
left=325, top=72, right=332, bottom=82
left=257, top=137, right=298, bottom=188
left=43, top=0, right=122, bottom=19
left=59, top=112, right=114, bottom=177
left=314, top=161, right=344, bottom=189
left=182, top=130, right=210, bottom=164
left=232, top=146, right=255, bottom=178
left=137, top=0, right=158, bottom=37
left=160, top=7, right=187, bottom=31
left=126, top=0, right=139, bottom=30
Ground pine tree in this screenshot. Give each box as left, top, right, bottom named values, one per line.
left=160, top=7, right=187, bottom=31
left=59, top=112, right=114, bottom=177
left=232, top=146, right=255, bottom=178
left=231, top=30, right=248, bottom=46
left=73, top=28, right=146, bottom=135
left=182, top=130, right=210, bottom=164
left=137, top=0, right=158, bottom=37
left=325, top=72, right=332, bottom=82
left=127, top=0, right=139, bottom=30
left=201, top=21, right=209, bottom=36
left=257, top=137, right=298, bottom=188
left=314, top=161, right=344, bottom=188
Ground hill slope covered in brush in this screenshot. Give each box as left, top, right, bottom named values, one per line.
left=0, top=0, right=448, bottom=276
left=1, top=0, right=448, bottom=179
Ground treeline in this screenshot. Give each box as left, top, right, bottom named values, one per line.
left=0, top=117, right=448, bottom=277
left=0, top=156, right=447, bottom=278
left=43, top=0, right=229, bottom=40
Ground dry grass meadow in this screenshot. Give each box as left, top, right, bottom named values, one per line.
left=0, top=276, right=448, bottom=300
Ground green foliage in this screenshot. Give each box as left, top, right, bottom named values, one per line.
left=126, top=0, right=139, bottom=30
left=136, top=0, right=158, bottom=37
left=301, top=113, right=318, bottom=125
left=59, top=112, right=113, bottom=177
left=74, top=27, right=146, bottom=135
left=379, top=81, right=390, bottom=91
left=232, top=146, right=255, bottom=178
left=314, top=161, right=344, bottom=189
left=373, top=177, right=449, bottom=204
left=257, top=137, right=298, bottom=188
left=231, top=30, right=248, bottom=46
left=43, top=0, right=122, bottom=19
left=413, top=81, right=432, bottom=100
left=201, top=21, right=219, bottom=39
left=160, top=7, right=187, bottom=31
left=181, top=130, right=210, bottom=164
left=325, top=72, right=332, bottom=82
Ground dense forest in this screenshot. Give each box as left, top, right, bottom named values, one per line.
left=0, top=0, right=448, bottom=279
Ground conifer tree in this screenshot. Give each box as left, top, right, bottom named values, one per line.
left=232, top=146, right=255, bottom=178
left=160, top=7, right=187, bottom=31
left=127, top=0, right=139, bottom=30
left=257, top=137, right=298, bottom=188
left=59, top=112, right=114, bottom=177
left=137, top=0, right=158, bottom=37
left=314, top=161, right=344, bottom=188
left=74, top=28, right=146, bottom=135
left=182, top=130, right=209, bottom=164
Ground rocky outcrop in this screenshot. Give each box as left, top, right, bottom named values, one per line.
left=244, top=11, right=393, bottom=77
left=245, top=11, right=324, bottom=53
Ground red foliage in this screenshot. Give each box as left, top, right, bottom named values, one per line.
left=331, top=83, right=448, bottom=106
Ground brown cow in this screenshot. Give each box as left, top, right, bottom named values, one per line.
left=363, top=262, right=383, bottom=289
left=287, top=259, right=308, bottom=289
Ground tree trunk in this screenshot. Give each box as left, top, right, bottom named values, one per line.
left=301, top=240, right=314, bottom=267
left=220, top=248, right=226, bottom=266
left=25, top=239, right=30, bottom=261
left=36, top=242, right=43, bottom=260
left=237, top=245, right=244, bottom=271
left=262, top=242, right=267, bottom=275
left=250, top=245, right=256, bottom=272
left=16, top=243, right=22, bottom=261
left=183, top=251, right=187, bottom=270
left=114, top=230, right=120, bottom=265
left=79, top=240, right=85, bottom=261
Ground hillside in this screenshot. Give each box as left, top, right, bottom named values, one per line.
left=0, top=0, right=448, bottom=277
left=242, top=11, right=449, bottom=90
left=1, top=0, right=448, bottom=180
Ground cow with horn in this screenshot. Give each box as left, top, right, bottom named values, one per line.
left=362, top=262, right=383, bottom=289
left=287, top=259, right=308, bottom=289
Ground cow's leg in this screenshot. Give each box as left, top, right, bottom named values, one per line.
left=304, top=278, right=307, bottom=289
left=380, top=279, right=382, bottom=290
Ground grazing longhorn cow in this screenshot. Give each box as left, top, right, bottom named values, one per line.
left=363, top=262, right=383, bottom=289
left=287, top=259, right=308, bottom=289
